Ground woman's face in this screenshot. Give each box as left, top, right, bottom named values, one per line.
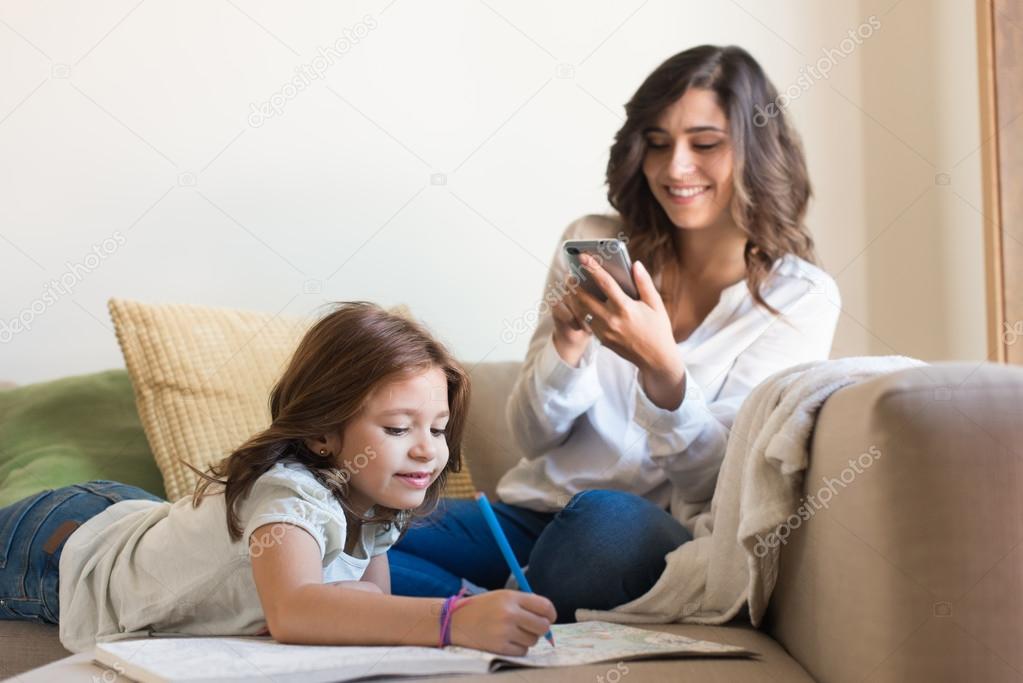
left=641, top=87, right=735, bottom=232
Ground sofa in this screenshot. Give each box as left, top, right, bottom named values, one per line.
left=3, top=359, right=1022, bottom=682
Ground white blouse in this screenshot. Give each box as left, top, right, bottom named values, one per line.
left=497, top=214, right=841, bottom=512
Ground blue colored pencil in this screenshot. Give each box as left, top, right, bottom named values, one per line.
left=475, top=492, right=556, bottom=647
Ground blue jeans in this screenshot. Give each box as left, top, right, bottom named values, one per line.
left=389, top=489, right=692, bottom=622
left=0, top=480, right=164, bottom=624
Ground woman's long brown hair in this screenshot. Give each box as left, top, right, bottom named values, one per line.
left=184, top=302, right=470, bottom=542
left=607, top=44, right=817, bottom=315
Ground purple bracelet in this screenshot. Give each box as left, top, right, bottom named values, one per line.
left=439, top=587, right=469, bottom=647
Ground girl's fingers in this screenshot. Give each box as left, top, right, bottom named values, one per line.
left=519, top=594, right=558, bottom=623
left=515, top=610, right=552, bottom=638
left=511, top=626, right=541, bottom=650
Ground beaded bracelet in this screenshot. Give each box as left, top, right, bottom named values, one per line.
left=438, top=587, right=470, bottom=648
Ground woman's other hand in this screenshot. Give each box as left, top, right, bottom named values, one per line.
left=551, top=271, right=593, bottom=367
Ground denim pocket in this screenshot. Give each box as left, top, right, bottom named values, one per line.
left=0, top=486, right=88, bottom=571
left=0, top=492, right=50, bottom=570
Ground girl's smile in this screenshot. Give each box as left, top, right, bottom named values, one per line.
left=393, top=471, right=433, bottom=489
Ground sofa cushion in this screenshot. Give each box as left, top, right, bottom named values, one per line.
left=0, top=370, right=165, bottom=508
left=108, top=299, right=475, bottom=502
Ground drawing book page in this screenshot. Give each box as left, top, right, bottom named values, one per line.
left=481, top=620, right=752, bottom=668
left=95, top=636, right=491, bottom=683
left=94, top=621, right=753, bottom=682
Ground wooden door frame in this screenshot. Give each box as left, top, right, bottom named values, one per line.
left=977, top=0, right=1021, bottom=364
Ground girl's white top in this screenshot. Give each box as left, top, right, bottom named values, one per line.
left=59, top=461, right=399, bottom=653
left=498, top=214, right=841, bottom=511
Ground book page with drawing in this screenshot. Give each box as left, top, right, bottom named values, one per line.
left=93, top=621, right=754, bottom=683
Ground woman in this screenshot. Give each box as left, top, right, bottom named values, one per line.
left=390, top=44, right=840, bottom=622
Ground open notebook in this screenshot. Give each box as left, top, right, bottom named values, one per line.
left=93, top=621, right=755, bottom=682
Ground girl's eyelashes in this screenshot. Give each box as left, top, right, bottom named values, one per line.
left=383, top=426, right=448, bottom=437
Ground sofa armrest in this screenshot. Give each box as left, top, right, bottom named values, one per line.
left=765, top=362, right=1023, bottom=682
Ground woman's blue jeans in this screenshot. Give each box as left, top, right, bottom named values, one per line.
left=389, top=489, right=692, bottom=622
left=0, top=481, right=164, bottom=624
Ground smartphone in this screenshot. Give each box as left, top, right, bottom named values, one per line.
left=563, top=238, right=639, bottom=302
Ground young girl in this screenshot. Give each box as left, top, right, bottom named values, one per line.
left=390, top=45, right=841, bottom=621
left=0, top=302, right=555, bottom=656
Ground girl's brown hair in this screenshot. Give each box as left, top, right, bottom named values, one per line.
left=607, top=44, right=817, bottom=315
left=185, top=302, right=470, bottom=541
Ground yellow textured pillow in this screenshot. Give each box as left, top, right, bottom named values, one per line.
left=108, top=299, right=475, bottom=502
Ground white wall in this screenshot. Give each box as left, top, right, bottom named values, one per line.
left=0, top=0, right=986, bottom=384
left=859, top=0, right=988, bottom=361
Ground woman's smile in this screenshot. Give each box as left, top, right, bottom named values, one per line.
left=664, top=184, right=712, bottom=203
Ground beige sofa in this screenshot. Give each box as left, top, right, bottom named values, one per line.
left=4, top=360, right=1022, bottom=682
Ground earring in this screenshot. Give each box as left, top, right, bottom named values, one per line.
left=319, top=448, right=328, bottom=456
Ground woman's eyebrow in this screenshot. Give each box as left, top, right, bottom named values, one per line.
left=642, top=125, right=725, bottom=134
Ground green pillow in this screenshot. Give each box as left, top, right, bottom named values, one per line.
left=0, top=370, right=166, bottom=508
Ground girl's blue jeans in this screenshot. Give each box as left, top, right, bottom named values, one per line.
left=0, top=481, right=164, bottom=624
left=389, top=489, right=693, bottom=622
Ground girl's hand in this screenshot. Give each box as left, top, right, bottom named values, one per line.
left=569, top=254, right=687, bottom=410
left=449, top=590, right=556, bottom=656
left=551, top=272, right=593, bottom=367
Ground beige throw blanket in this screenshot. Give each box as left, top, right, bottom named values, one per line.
left=577, top=355, right=925, bottom=626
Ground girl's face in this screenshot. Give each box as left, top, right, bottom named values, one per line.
left=641, top=87, right=735, bottom=232
left=334, top=367, right=450, bottom=514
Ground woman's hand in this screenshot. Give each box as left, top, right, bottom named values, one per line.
left=551, top=271, right=593, bottom=367
left=449, top=590, right=556, bottom=656
left=568, top=254, right=687, bottom=410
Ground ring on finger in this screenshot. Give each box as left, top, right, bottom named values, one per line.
left=582, top=313, right=594, bottom=326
